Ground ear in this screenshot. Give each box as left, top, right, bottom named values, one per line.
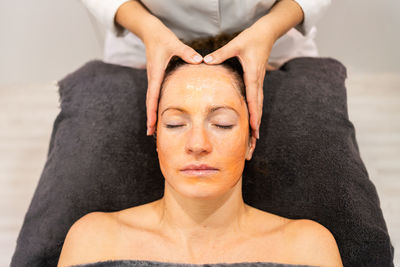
left=245, top=135, right=257, bottom=160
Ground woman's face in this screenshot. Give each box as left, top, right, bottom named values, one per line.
left=156, top=64, right=256, bottom=198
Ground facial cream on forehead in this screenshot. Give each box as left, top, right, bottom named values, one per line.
left=184, top=76, right=232, bottom=91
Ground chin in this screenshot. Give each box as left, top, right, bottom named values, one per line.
left=179, top=187, right=226, bottom=199
left=166, top=174, right=236, bottom=199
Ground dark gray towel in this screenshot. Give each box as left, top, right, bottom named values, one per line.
left=11, top=58, right=394, bottom=267
left=71, top=259, right=317, bottom=267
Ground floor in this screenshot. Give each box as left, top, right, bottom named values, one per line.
left=0, top=74, right=399, bottom=267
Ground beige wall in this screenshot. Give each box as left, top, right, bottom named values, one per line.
left=0, top=0, right=102, bottom=86
left=315, top=0, right=400, bottom=76
left=0, top=0, right=399, bottom=85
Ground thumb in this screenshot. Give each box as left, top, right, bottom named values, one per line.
left=145, top=61, right=165, bottom=136
left=203, top=42, right=237, bottom=64
left=175, top=43, right=203, bottom=64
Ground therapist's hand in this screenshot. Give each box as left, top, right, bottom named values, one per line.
left=114, top=1, right=203, bottom=136
left=143, top=18, right=203, bottom=135
left=202, top=0, right=304, bottom=139
left=202, top=24, right=277, bottom=139
left=115, top=0, right=303, bottom=137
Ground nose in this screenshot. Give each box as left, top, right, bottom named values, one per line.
left=185, top=124, right=212, bottom=156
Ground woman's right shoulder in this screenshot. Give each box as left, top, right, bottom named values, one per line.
left=57, top=211, right=118, bottom=267
left=66, top=211, right=118, bottom=243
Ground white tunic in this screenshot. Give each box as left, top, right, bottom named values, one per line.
left=81, top=0, right=331, bottom=69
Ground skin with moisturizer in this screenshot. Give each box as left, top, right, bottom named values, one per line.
left=156, top=63, right=256, bottom=199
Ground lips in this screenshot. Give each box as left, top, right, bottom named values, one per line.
left=180, top=164, right=219, bottom=176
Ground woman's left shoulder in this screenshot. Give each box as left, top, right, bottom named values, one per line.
left=284, top=219, right=343, bottom=267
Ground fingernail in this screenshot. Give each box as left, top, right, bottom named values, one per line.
left=193, top=54, right=202, bottom=63
left=204, top=55, right=213, bottom=63
left=147, top=127, right=151, bottom=136
left=256, top=129, right=260, bottom=139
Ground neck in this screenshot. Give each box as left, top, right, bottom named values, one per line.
left=153, top=177, right=250, bottom=247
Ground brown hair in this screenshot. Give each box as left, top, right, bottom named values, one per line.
left=160, top=32, right=245, bottom=99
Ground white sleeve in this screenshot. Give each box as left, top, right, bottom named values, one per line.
left=81, top=0, right=132, bottom=37
left=292, top=0, right=331, bottom=36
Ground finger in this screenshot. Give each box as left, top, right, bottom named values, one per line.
left=175, top=43, right=203, bottom=64
left=257, top=85, right=264, bottom=139
left=203, top=41, right=238, bottom=64
left=146, top=60, right=165, bottom=135
left=265, top=62, right=278, bottom=71
left=258, top=72, right=266, bottom=120
left=244, top=72, right=260, bottom=139
left=254, top=69, right=266, bottom=139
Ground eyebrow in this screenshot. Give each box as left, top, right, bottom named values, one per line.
left=161, top=105, right=239, bottom=116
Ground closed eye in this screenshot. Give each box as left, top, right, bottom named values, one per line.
left=214, top=124, right=234, bottom=129
left=165, top=124, right=234, bottom=129
left=165, top=124, right=184, bottom=128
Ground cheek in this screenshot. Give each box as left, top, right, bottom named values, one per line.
left=156, top=127, right=184, bottom=174
left=211, top=124, right=249, bottom=172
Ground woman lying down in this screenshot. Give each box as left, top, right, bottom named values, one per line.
left=57, top=46, right=343, bottom=267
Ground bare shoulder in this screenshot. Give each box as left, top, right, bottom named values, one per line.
left=58, top=201, right=162, bottom=266
left=57, top=211, right=118, bottom=267
left=285, top=219, right=343, bottom=267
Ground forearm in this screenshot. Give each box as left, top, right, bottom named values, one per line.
left=114, top=0, right=160, bottom=42
left=253, top=0, right=304, bottom=41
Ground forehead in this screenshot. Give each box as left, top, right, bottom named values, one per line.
left=160, top=64, right=244, bottom=110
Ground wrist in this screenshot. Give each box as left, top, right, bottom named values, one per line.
left=255, top=0, right=304, bottom=41
left=115, top=1, right=159, bottom=42
left=138, top=16, right=163, bottom=44
left=251, top=15, right=281, bottom=43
